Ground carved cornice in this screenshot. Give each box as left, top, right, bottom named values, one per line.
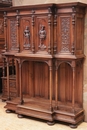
left=0, top=0, right=12, bottom=7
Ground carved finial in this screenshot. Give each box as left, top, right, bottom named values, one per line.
left=16, top=10, right=20, bottom=26
left=32, top=10, right=35, bottom=14
left=72, top=7, right=76, bottom=12
left=48, top=8, right=52, bottom=14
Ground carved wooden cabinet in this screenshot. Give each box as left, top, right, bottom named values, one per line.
left=2, top=2, right=87, bottom=128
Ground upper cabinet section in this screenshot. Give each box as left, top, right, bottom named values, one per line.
left=54, top=3, right=86, bottom=58
left=4, top=4, right=54, bottom=56
left=3, top=3, right=87, bottom=58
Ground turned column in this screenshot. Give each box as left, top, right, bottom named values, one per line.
left=55, top=60, right=58, bottom=109
left=7, top=57, right=10, bottom=100
left=49, top=60, right=53, bottom=111
left=19, top=60, right=23, bottom=104
left=72, top=61, right=76, bottom=112
left=2, top=58, right=5, bottom=77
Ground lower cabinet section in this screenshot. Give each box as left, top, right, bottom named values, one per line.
left=2, top=75, right=17, bottom=101
left=4, top=59, right=84, bottom=128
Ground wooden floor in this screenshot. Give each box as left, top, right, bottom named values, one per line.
left=0, top=98, right=87, bottom=130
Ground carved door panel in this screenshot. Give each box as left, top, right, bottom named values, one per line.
left=35, top=16, right=49, bottom=54
left=57, top=15, right=72, bottom=54
left=20, top=17, right=32, bottom=52
left=7, top=18, right=18, bottom=52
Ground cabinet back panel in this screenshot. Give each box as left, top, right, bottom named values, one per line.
left=34, top=62, right=49, bottom=99
left=58, top=63, right=73, bottom=103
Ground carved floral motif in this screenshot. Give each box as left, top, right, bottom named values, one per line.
left=0, top=20, right=4, bottom=35
left=61, top=17, right=70, bottom=52
left=10, top=20, right=17, bottom=49
left=38, top=25, right=46, bottom=50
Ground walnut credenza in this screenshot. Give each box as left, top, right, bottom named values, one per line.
left=2, top=2, right=87, bottom=128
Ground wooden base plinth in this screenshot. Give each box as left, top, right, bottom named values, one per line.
left=54, top=108, right=84, bottom=127
left=4, top=97, right=84, bottom=128
left=4, top=98, right=20, bottom=111
left=16, top=104, right=54, bottom=122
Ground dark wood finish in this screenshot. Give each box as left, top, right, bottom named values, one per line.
left=2, top=2, right=86, bottom=128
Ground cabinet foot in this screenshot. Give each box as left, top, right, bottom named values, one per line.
left=69, top=124, right=77, bottom=128
left=47, top=121, right=55, bottom=125
left=6, top=109, right=12, bottom=113
left=2, top=99, right=6, bottom=102
left=17, top=114, right=23, bottom=118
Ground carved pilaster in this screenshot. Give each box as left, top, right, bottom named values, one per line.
left=53, top=8, right=57, bottom=54
left=48, top=8, right=52, bottom=54
left=71, top=7, right=76, bottom=55
left=4, top=12, right=7, bottom=51
left=31, top=10, right=35, bottom=53
left=16, top=10, right=20, bottom=52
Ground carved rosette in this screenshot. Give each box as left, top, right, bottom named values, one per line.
left=38, top=25, right=46, bottom=51
left=0, top=20, right=4, bottom=35
left=23, top=26, right=31, bottom=50
left=61, top=17, right=70, bottom=53
left=10, top=20, right=17, bottom=50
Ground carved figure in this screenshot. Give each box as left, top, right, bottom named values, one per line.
left=39, top=25, right=46, bottom=50
left=24, top=26, right=30, bottom=45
